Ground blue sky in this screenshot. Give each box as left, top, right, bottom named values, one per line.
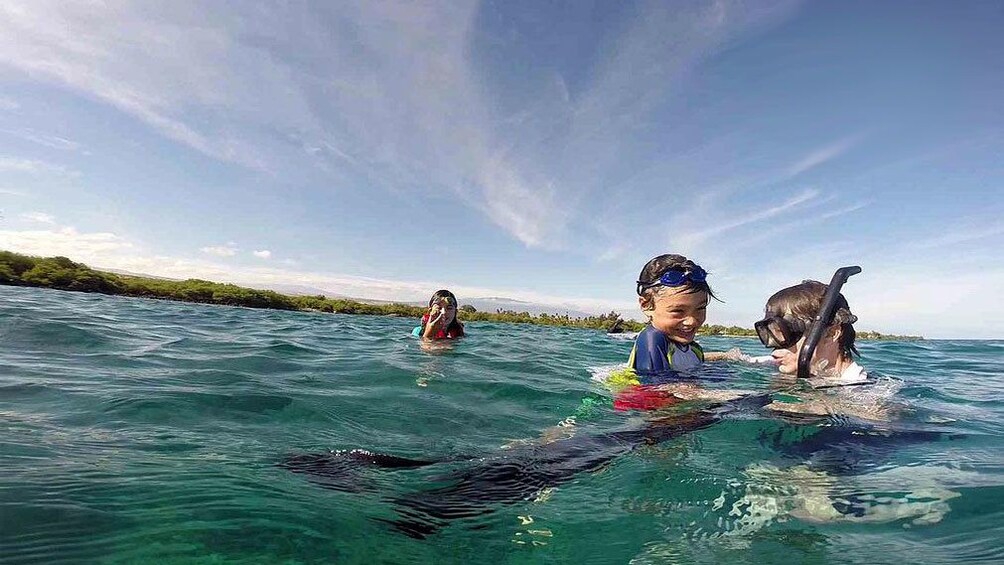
left=1, top=0, right=1002, bottom=339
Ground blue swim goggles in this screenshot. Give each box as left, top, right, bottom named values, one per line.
left=636, top=266, right=707, bottom=295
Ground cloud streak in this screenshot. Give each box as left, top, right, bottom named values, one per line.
left=785, top=135, right=862, bottom=179
left=2, top=128, right=81, bottom=152
left=0, top=0, right=803, bottom=251
left=0, top=156, right=78, bottom=177
left=672, top=187, right=820, bottom=250
left=200, top=244, right=237, bottom=257
left=20, top=211, right=56, bottom=224
left=909, top=224, right=1004, bottom=250
left=0, top=226, right=133, bottom=257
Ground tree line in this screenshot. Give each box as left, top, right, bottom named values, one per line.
left=0, top=250, right=922, bottom=339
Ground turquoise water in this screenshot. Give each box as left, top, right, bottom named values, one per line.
left=2, top=285, right=1002, bottom=564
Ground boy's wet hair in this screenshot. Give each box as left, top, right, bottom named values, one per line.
left=765, top=280, right=858, bottom=359
left=637, top=254, right=718, bottom=311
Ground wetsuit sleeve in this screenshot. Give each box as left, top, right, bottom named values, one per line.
left=632, top=329, right=671, bottom=374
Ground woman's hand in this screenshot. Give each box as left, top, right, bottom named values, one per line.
left=428, top=304, right=446, bottom=327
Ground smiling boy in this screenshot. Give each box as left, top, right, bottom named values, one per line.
left=628, top=254, right=716, bottom=373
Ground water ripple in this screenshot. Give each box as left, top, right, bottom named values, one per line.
left=1, top=286, right=1002, bottom=563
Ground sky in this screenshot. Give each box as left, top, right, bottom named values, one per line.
left=0, top=0, right=1002, bottom=339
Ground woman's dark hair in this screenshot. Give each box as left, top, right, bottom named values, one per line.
left=765, top=280, right=858, bottom=359
left=423, top=289, right=464, bottom=336
left=637, top=254, right=718, bottom=309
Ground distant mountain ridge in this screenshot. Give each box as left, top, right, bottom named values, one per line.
left=460, top=297, right=596, bottom=318
left=261, top=287, right=598, bottom=317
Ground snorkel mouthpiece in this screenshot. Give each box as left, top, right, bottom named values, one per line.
left=797, top=266, right=861, bottom=379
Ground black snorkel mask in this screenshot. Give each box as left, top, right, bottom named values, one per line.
left=754, top=315, right=807, bottom=350
left=754, top=266, right=862, bottom=379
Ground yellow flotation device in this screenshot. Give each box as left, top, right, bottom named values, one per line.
left=605, top=341, right=705, bottom=392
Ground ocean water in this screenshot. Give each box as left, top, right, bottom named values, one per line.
left=1, top=285, right=1002, bottom=564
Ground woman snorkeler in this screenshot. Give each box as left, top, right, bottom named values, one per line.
left=724, top=268, right=960, bottom=530
left=413, top=290, right=465, bottom=340
left=753, top=268, right=896, bottom=421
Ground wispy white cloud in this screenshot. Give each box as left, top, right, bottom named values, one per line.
left=0, top=157, right=45, bottom=173
left=252, top=249, right=271, bottom=259
left=0, top=156, right=78, bottom=177
left=199, top=244, right=237, bottom=257
left=909, top=224, right=1004, bottom=250
left=0, top=1, right=805, bottom=251
left=817, top=200, right=871, bottom=220
left=720, top=199, right=872, bottom=254
left=0, top=2, right=305, bottom=172
left=0, top=225, right=134, bottom=257
left=672, top=188, right=820, bottom=250
left=0, top=97, right=18, bottom=111
left=785, top=135, right=862, bottom=179
left=1, top=128, right=81, bottom=151
left=20, top=211, right=56, bottom=224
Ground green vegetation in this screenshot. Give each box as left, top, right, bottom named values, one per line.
left=0, top=250, right=922, bottom=339
left=856, top=330, right=923, bottom=341
left=698, top=324, right=758, bottom=337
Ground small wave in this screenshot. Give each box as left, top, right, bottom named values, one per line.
left=606, top=332, right=639, bottom=341
left=588, top=363, right=628, bottom=383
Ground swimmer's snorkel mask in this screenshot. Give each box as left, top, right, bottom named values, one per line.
left=754, top=266, right=862, bottom=379
left=754, top=315, right=808, bottom=350
left=636, top=265, right=707, bottom=296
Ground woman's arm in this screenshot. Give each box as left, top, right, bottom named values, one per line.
left=703, top=348, right=743, bottom=361
left=704, top=348, right=777, bottom=364
left=422, top=305, right=445, bottom=339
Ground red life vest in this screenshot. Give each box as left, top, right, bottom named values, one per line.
left=613, top=385, right=680, bottom=411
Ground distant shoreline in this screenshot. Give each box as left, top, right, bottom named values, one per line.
left=0, top=250, right=924, bottom=340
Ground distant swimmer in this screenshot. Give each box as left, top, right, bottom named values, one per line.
left=412, top=289, right=465, bottom=340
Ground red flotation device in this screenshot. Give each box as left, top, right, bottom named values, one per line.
left=613, top=385, right=680, bottom=411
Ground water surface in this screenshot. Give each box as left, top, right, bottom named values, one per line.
left=1, top=286, right=1002, bottom=563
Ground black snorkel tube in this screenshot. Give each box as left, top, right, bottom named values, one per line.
left=797, top=266, right=862, bottom=379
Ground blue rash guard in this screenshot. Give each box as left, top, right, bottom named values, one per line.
left=628, top=324, right=704, bottom=376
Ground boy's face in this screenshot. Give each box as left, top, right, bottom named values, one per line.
left=642, top=287, right=708, bottom=344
